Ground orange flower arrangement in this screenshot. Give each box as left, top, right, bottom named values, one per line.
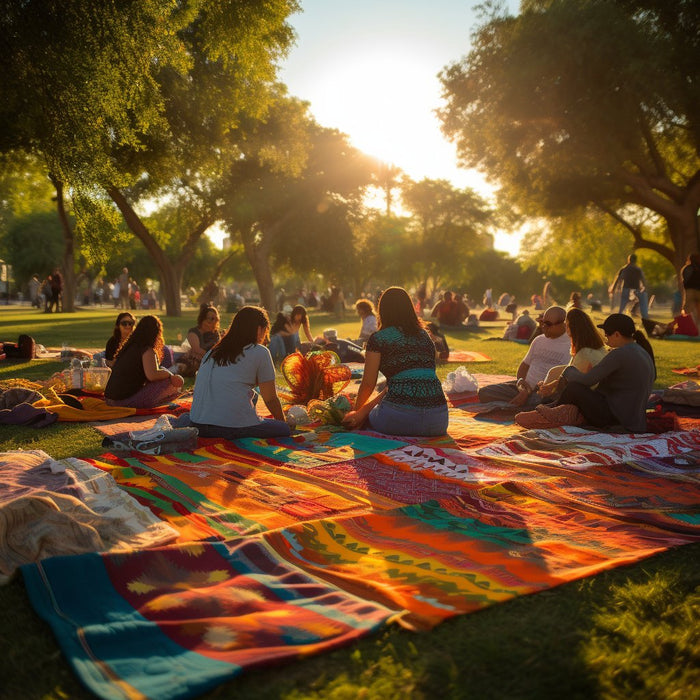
left=280, top=350, right=352, bottom=405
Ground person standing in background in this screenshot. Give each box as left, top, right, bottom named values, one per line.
left=47, top=267, right=63, bottom=313
left=609, top=253, right=648, bottom=319
left=118, top=267, right=130, bottom=309
left=681, top=252, right=700, bottom=328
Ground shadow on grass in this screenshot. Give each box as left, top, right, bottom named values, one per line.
left=1, top=543, right=697, bottom=700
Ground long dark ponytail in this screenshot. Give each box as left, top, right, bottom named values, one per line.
left=633, top=330, right=657, bottom=379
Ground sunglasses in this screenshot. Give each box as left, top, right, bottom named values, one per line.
left=120, top=320, right=135, bottom=327
left=540, top=319, right=563, bottom=327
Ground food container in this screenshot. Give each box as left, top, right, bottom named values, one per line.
left=82, top=367, right=111, bottom=393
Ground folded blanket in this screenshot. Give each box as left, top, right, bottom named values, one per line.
left=0, top=451, right=179, bottom=582
left=0, top=403, right=58, bottom=428
left=102, top=426, right=199, bottom=455
left=35, top=395, right=136, bottom=422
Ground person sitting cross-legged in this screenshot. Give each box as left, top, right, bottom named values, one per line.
left=477, top=305, right=571, bottom=407
left=535, top=313, right=656, bottom=433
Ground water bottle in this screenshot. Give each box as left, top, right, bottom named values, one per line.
left=61, top=341, right=69, bottom=362
left=70, top=357, right=83, bottom=389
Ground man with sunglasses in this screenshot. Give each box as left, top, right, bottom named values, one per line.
left=477, top=306, right=571, bottom=406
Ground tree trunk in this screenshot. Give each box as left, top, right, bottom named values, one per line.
left=50, top=176, right=76, bottom=312
left=668, top=211, right=700, bottom=288
left=107, top=187, right=183, bottom=316
left=240, top=226, right=275, bottom=311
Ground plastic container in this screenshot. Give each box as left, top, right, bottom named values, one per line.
left=70, top=358, right=83, bottom=389
left=83, top=367, right=111, bottom=393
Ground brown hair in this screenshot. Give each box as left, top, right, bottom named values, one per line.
left=114, top=315, right=164, bottom=362
left=209, top=306, right=269, bottom=366
left=355, top=298, right=375, bottom=316
left=377, top=286, right=424, bottom=335
left=197, top=303, right=219, bottom=330
left=566, top=308, right=604, bottom=354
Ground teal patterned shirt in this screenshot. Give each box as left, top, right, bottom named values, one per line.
left=366, top=326, right=446, bottom=409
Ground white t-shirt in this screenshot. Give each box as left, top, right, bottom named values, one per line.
left=359, top=314, right=378, bottom=342
left=521, top=333, right=572, bottom=385
left=190, top=343, right=276, bottom=427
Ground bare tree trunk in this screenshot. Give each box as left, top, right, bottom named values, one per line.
left=240, top=226, right=275, bottom=311
left=50, top=176, right=76, bottom=312
left=107, top=187, right=183, bottom=316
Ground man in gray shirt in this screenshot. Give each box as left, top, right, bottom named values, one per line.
left=540, top=313, right=655, bottom=432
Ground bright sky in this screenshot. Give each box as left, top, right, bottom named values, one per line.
left=278, top=0, right=523, bottom=255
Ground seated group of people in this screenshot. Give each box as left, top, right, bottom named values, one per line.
left=479, top=306, right=656, bottom=433
left=431, top=291, right=470, bottom=327
left=103, top=304, right=222, bottom=409
left=102, top=291, right=658, bottom=444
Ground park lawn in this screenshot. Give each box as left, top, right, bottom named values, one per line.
left=0, top=307, right=698, bottom=699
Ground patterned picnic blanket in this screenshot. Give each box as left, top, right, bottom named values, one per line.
left=19, top=400, right=700, bottom=700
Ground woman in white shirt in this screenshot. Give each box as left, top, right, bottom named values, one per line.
left=535, top=307, right=607, bottom=398
left=355, top=298, right=378, bottom=345
left=189, top=306, right=291, bottom=440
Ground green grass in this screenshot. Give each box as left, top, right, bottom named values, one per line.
left=0, top=306, right=698, bottom=699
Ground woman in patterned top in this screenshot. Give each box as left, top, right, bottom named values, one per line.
left=342, top=286, right=448, bottom=436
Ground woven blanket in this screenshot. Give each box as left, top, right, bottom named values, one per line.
left=20, top=399, right=700, bottom=699
left=0, top=451, right=177, bottom=582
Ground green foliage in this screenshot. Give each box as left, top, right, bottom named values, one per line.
left=439, top=0, right=700, bottom=272
left=4, top=211, right=65, bottom=287
left=399, top=178, right=495, bottom=291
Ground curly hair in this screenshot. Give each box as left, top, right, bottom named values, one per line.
left=114, top=315, right=164, bottom=362
left=355, top=298, right=375, bottom=316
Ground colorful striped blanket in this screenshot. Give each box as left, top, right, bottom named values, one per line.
left=20, top=404, right=700, bottom=700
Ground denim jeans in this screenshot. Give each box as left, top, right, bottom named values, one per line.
left=191, top=419, right=291, bottom=440
left=368, top=400, right=448, bottom=437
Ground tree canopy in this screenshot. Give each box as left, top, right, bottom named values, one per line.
left=439, top=0, right=700, bottom=277
left=0, top=0, right=300, bottom=314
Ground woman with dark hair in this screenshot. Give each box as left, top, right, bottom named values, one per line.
left=535, top=313, right=656, bottom=432
left=189, top=306, right=291, bottom=440
left=105, top=311, right=136, bottom=367
left=105, top=315, right=184, bottom=408
left=268, top=311, right=291, bottom=364
left=288, top=304, right=314, bottom=351
left=342, top=286, right=448, bottom=436
left=177, top=304, right=222, bottom=376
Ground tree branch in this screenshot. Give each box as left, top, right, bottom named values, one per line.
left=596, top=202, right=675, bottom=263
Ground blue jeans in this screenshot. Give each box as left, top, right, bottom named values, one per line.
left=268, top=334, right=286, bottom=363
left=192, top=419, right=291, bottom=440
left=368, top=400, right=448, bottom=437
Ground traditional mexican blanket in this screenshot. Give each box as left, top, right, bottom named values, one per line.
left=18, top=395, right=700, bottom=700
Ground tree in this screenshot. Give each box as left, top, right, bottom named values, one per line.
left=4, top=211, right=64, bottom=290
left=372, top=162, right=404, bottom=217
left=400, top=178, right=494, bottom=295
left=221, top=97, right=375, bottom=310
left=439, top=0, right=700, bottom=280
left=348, top=213, right=414, bottom=296
left=0, top=0, right=299, bottom=315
